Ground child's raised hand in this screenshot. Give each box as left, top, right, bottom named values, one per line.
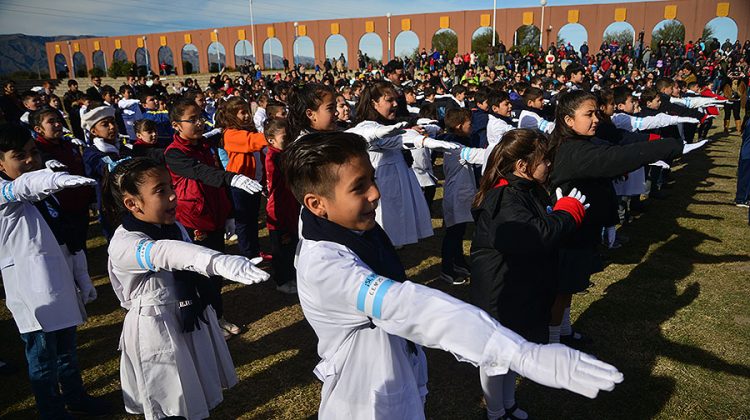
left=44, top=159, right=68, bottom=171
left=374, top=121, right=409, bottom=139
left=555, top=187, right=589, bottom=210
left=54, top=173, right=97, bottom=189
left=208, top=254, right=270, bottom=285
left=509, top=342, right=623, bottom=399
left=420, top=137, right=461, bottom=150
left=231, top=174, right=263, bottom=195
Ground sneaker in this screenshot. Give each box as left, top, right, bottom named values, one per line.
left=439, top=272, right=466, bottom=285
left=218, top=318, right=241, bottom=335
left=276, top=281, right=298, bottom=295
left=453, top=265, right=471, bottom=278
left=736, top=201, right=750, bottom=208
left=66, top=394, right=113, bottom=416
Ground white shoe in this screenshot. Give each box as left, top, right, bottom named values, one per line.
left=439, top=272, right=466, bottom=285
left=218, top=318, right=241, bottom=335
left=276, top=281, right=298, bottom=294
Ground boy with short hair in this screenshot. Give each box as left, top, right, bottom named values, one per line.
left=285, top=131, right=623, bottom=419
left=140, top=90, right=172, bottom=143
left=117, top=85, right=143, bottom=142
left=0, top=123, right=109, bottom=419
left=518, top=87, right=555, bottom=133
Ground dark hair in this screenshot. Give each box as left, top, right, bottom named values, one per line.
left=20, top=90, right=40, bottom=101
left=102, top=157, right=166, bottom=226
left=418, top=102, right=438, bottom=120
left=565, top=64, right=584, bottom=79
left=272, top=82, right=291, bottom=102
left=119, top=84, right=133, bottom=95
left=67, top=79, right=78, bottom=87
left=29, top=106, right=61, bottom=129
left=0, top=123, right=33, bottom=155
left=445, top=108, right=472, bottom=131
left=183, top=89, right=204, bottom=104
left=264, top=117, right=290, bottom=141
left=612, top=86, right=633, bottom=105
left=639, top=87, right=659, bottom=107
left=265, top=101, right=286, bottom=119
left=215, top=96, right=254, bottom=131
left=548, top=90, right=597, bottom=158
left=487, top=92, right=511, bottom=109
left=473, top=129, right=548, bottom=208
left=282, top=131, right=369, bottom=202
left=168, top=99, right=200, bottom=122
left=354, top=81, right=396, bottom=123
left=655, top=78, right=674, bottom=92
left=450, top=85, right=467, bottom=96
left=596, top=88, right=614, bottom=108
left=134, top=118, right=158, bottom=134
left=287, top=83, right=336, bottom=139
left=522, top=87, right=544, bottom=104
left=100, top=85, right=116, bottom=99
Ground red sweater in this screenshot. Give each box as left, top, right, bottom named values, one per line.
left=34, top=135, right=94, bottom=214
left=265, top=146, right=300, bottom=232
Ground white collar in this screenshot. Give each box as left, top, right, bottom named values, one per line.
left=93, top=137, right=120, bottom=155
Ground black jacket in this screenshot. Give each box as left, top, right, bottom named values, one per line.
left=470, top=175, right=577, bottom=340
left=549, top=136, right=683, bottom=288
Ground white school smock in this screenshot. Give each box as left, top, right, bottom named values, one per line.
left=108, top=225, right=238, bottom=420
left=483, top=115, right=514, bottom=172
left=0, top=171, right=84, bottom=334
left=410, top=148, right=436, bottom=188
left=442, top=145, right=485, bottom=227
left=295, top=238, right=526, bottom=420
left=118, top=98, right=143, bottom=142
left=350, top=121, right=433, bottom=247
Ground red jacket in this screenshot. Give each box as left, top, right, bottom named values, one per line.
left=265, top=146, right=300, bottom=233
left=165, top=134, right=232, bottom=232
left=34, top=135, right=94, bottom=214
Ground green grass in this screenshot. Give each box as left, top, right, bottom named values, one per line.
left=2, top=127, right=749, bottom=419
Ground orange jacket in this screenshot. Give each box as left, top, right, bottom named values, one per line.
left=222, top=128, right=268, bottom=176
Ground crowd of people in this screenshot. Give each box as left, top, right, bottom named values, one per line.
left=0, top=32, right=748, bottom=420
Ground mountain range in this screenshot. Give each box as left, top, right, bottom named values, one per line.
left=0, top=34, right=95, bottom=77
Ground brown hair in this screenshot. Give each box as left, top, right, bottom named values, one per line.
left=473, top=129, right=548, bottom=208
left=444, top=108, right=472, bottom=133
left=354, top=81, right=396, bottom=123
left=134, top=118, right=158, bottom=134
left=214, top=96, right=255, bottom=131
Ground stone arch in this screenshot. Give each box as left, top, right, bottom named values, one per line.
left=432, top=28, right=458, bottom=59
left=325, top=34, right=348, bottom=64
left=557, top=23, right=588, bottom=51
left=293, top=36, right=315, bottom=68
left=394, top=31, right=419, bottom=59
left=703, top=17, right=738, bottom=44
left=181, top=44, right=200, bottom=74
left=207, top=41, right=226, bottom=72
left=54, top=53, right=69, bottom=79
left=263, top=37, right=284, bottom=69
left=92, top=50, right=106, bottom=71
left=514, top=25, right=540, bottom=53
left=134, top=47, right=151, bottom=76
left=234, top=40, right=255, bottom=66
left=72, top=52, right=87, bottom=77
left=471, top=27, right=499, bottom=61
left=651, top=19, right=685, bottom=50
left=359, top=33, right=383, bottom=63
left=113, top=48, right=127, bottom=63
left=158, top=46, right=174, bottom=75
left=603, top=22, right=635, bottom=48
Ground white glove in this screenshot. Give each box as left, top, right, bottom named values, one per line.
left=650, top=160, right=671, bottom=169
left=225, top=218, right=236, bottom=239
left=555, top=187, right=590, bottom=210
left=510, top=342, right=624, bottom=399
left=208, top=255, right=270, bottom=285
left=53, top=173, right=97, bottom=189
left=416, top=118, right=438, bottom=126
left=676, top=117, right=700, bottom=124
left=419, top=137, right=461, bottom=150
left=231, top=174, right=262, bottom=195
left=682, top=139, right=708, bottom=155
left=45, top=159, right=68, bottom=171
left=373, top=121, right=409, bottom=139
left=70, top=138, right=86, bottom=147
left=72, top=251, right=97, bottom=304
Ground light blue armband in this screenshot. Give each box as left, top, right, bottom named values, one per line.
left=356, top=273, right=395, bottom=319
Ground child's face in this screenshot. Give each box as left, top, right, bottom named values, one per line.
left=563, top=99, right=599, bottom=136
left=600, top=100, right=615, bottom=117
left=617, top=96, right=637, bottom=114
left=0, top=138, right=42, bottom=179
left=527, top=97, right=544, bottom=110
left=33, top=113, right=64, bottom=140
left=646, top=96, right=661, bottom=110
left=23, top=96, right=42, bottom=111
left=172, top=106, right=205, bottom=143
left=267, top=131, right=288, bottom=150
left=308, top=155, right=380, bottom=231
left=405, top=91, right=417, bottom=104
left=476, top=100, right=489, bottom=111
left=137, top=129, right=158, bottom=144
left=373, top=90, right=397, bottom=120
left=103, top=92, right=116, bottom=104
left=457, top=119, right=472, bottom=137
left=122, top=89, right=132, bottom=99
left=49, top=97, right=61, bottom=108
left=492, top=100, right=512, bottom=117
left=194, top=94, right=206, bottom=109
left=143, top=96, right=157, bottom=110
left=124, top=169, right=177, bottom=225
left=571, top=71, right=584, bottom=84
left=236, top=106, right=252, bottom=127
left=309, top=93, right=337, bottom=131
left=91, top=117, right=118, bottom=142
left=270, top=108, right=287, bottom=119
left=336, top=96, right=350, bottom=121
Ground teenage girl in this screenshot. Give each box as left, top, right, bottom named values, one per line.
left=104, top=157, right=269, bottom=420
left=547, top=90, right=689, bottom=346
left=471, top=128, right=588, bottom=420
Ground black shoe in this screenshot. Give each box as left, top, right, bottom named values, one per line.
left=66, top=394, right=113, bottom=416
left=560, top=331, right=593, bottom=349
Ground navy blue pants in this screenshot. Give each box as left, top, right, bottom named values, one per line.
left=736, top=159, right=750, bottom=204
left=230, top=186, right=261, bottom=259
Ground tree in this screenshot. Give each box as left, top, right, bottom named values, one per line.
left=514, top=25, right=540, bottom=56
left=701, top=25, right=715, bottom=43
left=603, top=30, right=634, bottom=47
left=432, top=30, right=458, bottom=58
left=108, top=60, right=134, bottom=78
left=471, top=28, right=499, bottom=65
left=651, top=20, right=685, bottom=50
left=88, top=67, right=106, bottom=78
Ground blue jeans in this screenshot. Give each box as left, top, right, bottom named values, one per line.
left=230, top=186, right=261, bottom=258
left=20, top=327, right=84, bottom=420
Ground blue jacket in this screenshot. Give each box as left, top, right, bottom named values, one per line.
left=143, top=110, right=173, bottom=142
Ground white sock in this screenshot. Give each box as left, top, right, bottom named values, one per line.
left=560, top=307, right=572, bottom=336
left=480, top=367, right=506, bottom=420
left=548, top=325, right=561, bottom=343
left=503, top=371, right=528, bottom=419
left=606, top=226, right=617, bottom=247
